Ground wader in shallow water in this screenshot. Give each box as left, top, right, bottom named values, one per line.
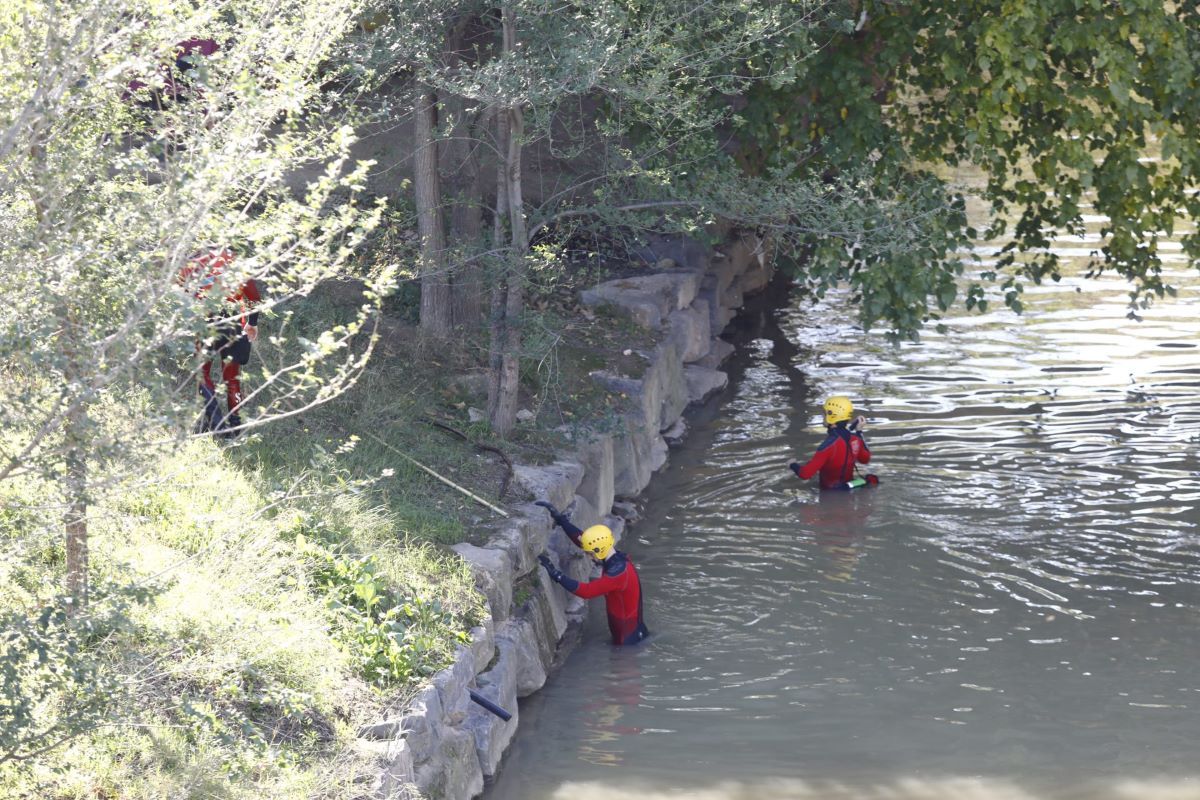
left=790, top=395, right=877, bottom=490
left=536, top=501, right=650, bottom=646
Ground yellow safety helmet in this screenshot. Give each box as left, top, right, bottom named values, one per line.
left=580, top=524, right=614, bottom=560
left=823, top=396, right=853, bottom=426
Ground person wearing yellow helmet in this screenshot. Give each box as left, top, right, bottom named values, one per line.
left=535, top=500, right=650, bottom=646
left=788, top=396, right=876, bottom=490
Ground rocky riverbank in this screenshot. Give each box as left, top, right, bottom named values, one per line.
left=360, top=231, right=776, bottom=799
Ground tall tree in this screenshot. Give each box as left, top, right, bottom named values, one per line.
left=0, top=0, right=387, bottom=609
left=486, top=4, right=527, bottom=435
left=462, top=0, right=930, bottom=433
left=414, top=82, right=453, bottom=336
left=351, top=3, right=494, bottom=337
left=358, top=0, right=953, bottom=434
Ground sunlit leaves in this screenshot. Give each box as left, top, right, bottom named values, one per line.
left=739, top=0, right=1200, bottom=337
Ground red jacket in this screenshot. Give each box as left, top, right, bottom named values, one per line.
left=571, top=552, right=648, bottom=646
left=797, top=427, right=871, bottom=489
left=555, top=519, right=651, bottom=646
left=179, top=250, right=262, bottom=327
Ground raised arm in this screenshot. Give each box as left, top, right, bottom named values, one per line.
left=850, top=416, right=871, bottom=464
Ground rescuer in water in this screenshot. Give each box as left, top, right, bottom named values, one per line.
left=790, top=395, right=877, bottom=490
left=535, top=501, right=649, bottom=646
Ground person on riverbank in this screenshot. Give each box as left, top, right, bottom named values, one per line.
left=179, top=248, right=263, bottom=436
left=535, top=501, right=650, bottom=646
left=789, top=395, right=875, bottom=490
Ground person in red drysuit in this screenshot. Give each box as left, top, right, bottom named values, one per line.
left=179, top=249, right=262, bottom=435
left=790, top=395, right=873, bottom=490
left=125, top=38, right=220, bottom=109
left=535, top=500, right=649, bottom=646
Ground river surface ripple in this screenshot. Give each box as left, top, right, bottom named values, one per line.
left=485, top=236, right=1200, bottom=800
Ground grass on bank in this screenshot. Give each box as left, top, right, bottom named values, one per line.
left=0, top=271, right=659, bottom=799
left=1, top=415, right=483, bottom=799
left=236, top=280, right=654, bottom=544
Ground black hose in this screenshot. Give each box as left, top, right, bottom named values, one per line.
left=469, top=689, right=512, bottom=721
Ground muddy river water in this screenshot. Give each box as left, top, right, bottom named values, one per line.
left=485, top=210, right=1200, bottom=799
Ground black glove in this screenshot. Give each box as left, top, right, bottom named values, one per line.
left=538, top=553, right=579, bottom=592
left=534, top=500, right=568, bottom=527
left=788, top=462, right=802, bottom=477
left=537, top=553, right=565, bottom=583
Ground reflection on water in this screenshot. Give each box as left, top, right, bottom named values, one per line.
left=486, top=212, right=1200, bottom=799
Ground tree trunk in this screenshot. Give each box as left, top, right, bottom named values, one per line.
left=444, top=97, right=487, bottom=330
left=63, top=370, right=89, bottom=614
left=489, top=6, right=526, bottom=438
left=415, top=85, right=452, bottom=337
left=487, top=110, right=511, bottom=425
left=438, top=17, right=488, bottom=330
left=36, top=121, right=89, bottom=612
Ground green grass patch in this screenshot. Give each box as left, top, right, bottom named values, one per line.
left=1, top=408, right=482, bottom=799
left=2, top=266, right=665, bottom=798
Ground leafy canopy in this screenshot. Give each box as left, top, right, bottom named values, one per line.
left=744, top=0, right=1200, bottom=336
left=0, top=0, right=388, bottom=490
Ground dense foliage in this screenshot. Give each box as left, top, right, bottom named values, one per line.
left=745, top=0, right=1200, bottom=334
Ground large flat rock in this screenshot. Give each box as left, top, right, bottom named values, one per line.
left=433, top=645, right=475, bottom=725
left=684, top=365, right=729, bottom=405
left=485, top=509, right=552, bottom=579
left=580, top=272, right=703, bottom=329
left=668, top=304, right=712, bottom=363
left=413, top=724, right=483, bottom=800
left=575, top=434, right=615, bottom=517
left=451, top=545, right=512, bottom=622
left=697, top=273, right=739, bottom=333
left=467, top=622, right=495, bottom=677
left=630, top=232, right=712, bottom=273
left=650, top=336, right=688, bottom=431
left=463, top=634, right=519, bottom=777
left=610, top=420, right=665, bottom=497
left=362, top=737, right=419, bottom=799
left=495, top=617, right=548, bottom=697
left=512, top=460, right=584, bottom=508
left=592, top=370, right=663, bottom=433
left=695, top=338, right=735, bottom=370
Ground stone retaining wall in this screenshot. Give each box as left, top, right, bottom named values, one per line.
left=363, top=231, right=775, bottom=799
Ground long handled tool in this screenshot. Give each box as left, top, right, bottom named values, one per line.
left=364, top=431, right=510, bottom=518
